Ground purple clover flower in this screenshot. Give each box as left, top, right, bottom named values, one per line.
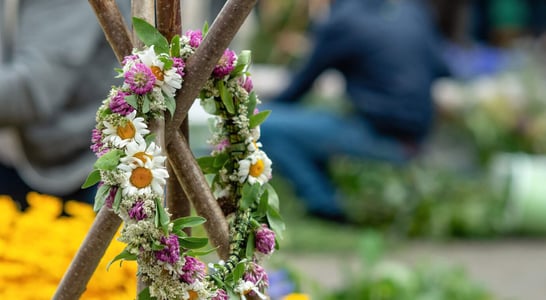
left=109, top=90, right=135, bottom=116
left=180, top=256, right=206, bottom=284
left=172, top=57, right=186, bottom=78
left=214, top=138, right=230, bottom=152
left=124, top=63, right=156, bottom=95
left=243, top=262, right=269, bottom=296
left=101, top=184, right=117, bottom=209
left=122, top=54, right=139, bottom=66
left=186, top=30, right=203, bottom=48
left=239, top=75, right=254, bottom=93
left=255, top=224, right=276, bottom=255
left=155, top=234, right=180, bottom=264
left=128, top=199, right=147, bottom=221
left=212, top=49, right=236, bottom=78
left=211, top=289, right=228, bottom=300
left=90, top=128, right=108, bottom=157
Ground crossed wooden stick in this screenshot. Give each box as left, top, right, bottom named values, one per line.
left=53, top=0, right=257, bottom=298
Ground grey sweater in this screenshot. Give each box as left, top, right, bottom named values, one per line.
left=0, top=0, right=128, bottom=195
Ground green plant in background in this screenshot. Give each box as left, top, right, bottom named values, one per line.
left=329, top=158, right=508, bottom=238
left=434, top=47, right=546, bottom=165
left=323, top=232, right=494, bottom=300
left=248, top=0, right=311, bottom=65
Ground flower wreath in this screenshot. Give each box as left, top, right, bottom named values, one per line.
left=83, top=18, right=284, bottom=300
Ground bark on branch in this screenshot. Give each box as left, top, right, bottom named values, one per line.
left=165, top=0, right=258, bottom=140
left=88, top=0, right=133, bottom=62
left=54, top=2, right=133, bottom=299
left=167, top=131, right=230, bottom=259
left=53, top=208, right=123, bottom=300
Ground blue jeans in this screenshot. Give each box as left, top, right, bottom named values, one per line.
left=260, top=103, right=410, bottom=217
left=0, top=165, right=96, bottom=211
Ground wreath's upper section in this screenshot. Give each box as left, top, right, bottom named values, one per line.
left=82, top=18, right=283, bottom=300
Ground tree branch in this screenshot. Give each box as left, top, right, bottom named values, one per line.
left=165, top=0, right=258, bottom=141
left=167, top=131, right=230, bottom=259
left=53, top=208, right=122, bottom=300
left=88, top=0, right=133, bottom=62
left=156, top=0, right=191, bottom=221
left=54, top=2, right=134, bottom=299
left=156, top=0, right=181, bottom=42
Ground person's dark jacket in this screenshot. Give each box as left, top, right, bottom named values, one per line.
left=274, top=0, right=449, bottom=140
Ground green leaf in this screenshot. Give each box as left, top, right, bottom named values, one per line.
left=230, top=64, right=246, bottom=78
left=151, top=242, right=166, bottom=251
left=138, top=287, right=157, bottom=300
left=164, top=92, right=176, bottom=117
left=172, top=216, right=206, bottom=232
left=213, top=152, right=229, bottom=168
left=197, top=156, right=216, bottom=174
left=94, top=149, right=123, bottom=171
left=247, top=92, right=257, bottom=117
left=241, top=183, right=260, bottom=210
left=170, top=35, right=180, bottom=57
left=81, top=169, right=101, bottom=189
left=132, top=17, right=169, bottom=54
left=232, top=261, right=246, bottom=282
left=246, top=231, right=255, bottom=258
left=112, top=187, right=122, bottom=213
left=202, top=21, right=210, bottom=36
left=255, top=189, right=269, bottom=218
left=264, top=183, right=280, bottom=211
left=237, top=50, right=251, bottom=68
left=217, top=81, right=235, bottom=114
left=249, top=110, right=271, bottom=128
left=267, top=204, right=285, bottom=240
left=155, top=198, right=170, bottom=233
left=142, top=94, right=151, bottom=114
left=107, top=248, right=137, bottom=271
left=93, top=184, right=110, bottom=212
left=179, top=237, right=209, bottom=249
left=124, top=94, right=138, bottom=109
left=201, top=97, right=218, bottom=115
left=160, top=56, right=173, bottom=70
left=186, top=247, right=217, bottom=257
left=145, top=133, right=157, bottom=146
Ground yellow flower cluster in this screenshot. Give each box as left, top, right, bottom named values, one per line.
left=0, top=193, right=137, bottom=299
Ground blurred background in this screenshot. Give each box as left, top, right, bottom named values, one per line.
left=3, top=0, right=546, bottom=299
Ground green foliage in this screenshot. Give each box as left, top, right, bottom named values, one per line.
left=249, top=110, right=271, bottom=128
left=132, top=17, right=169, bottom=54
left=81, top=169, right=101, bottom=189
left=94, top=149, right=124, bottom=171
left=107, top=248, right=138, bottom=271
left=320, top=234, right=494, bottom=300
left=329, top=158, right=506, bottom=238
left=93, top=184, right=110, bottom=212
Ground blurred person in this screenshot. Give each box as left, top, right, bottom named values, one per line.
left=0, top=0, right=129, bottom=210
left=260, top=0, right=454, bottom=222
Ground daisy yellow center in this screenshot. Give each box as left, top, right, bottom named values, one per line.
left=133, top=151, right=152, bottom=163
left=151, top=65, right=164, bottom=81
left=130, top=167, right=153, bottom=188
left=249, top=159, right=264, bottom=177
left=117, top=121, right=136, bottom=140
left=188, top=290, right=198, bottom=300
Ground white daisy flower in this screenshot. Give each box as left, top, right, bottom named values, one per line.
left=102, top=111, right=150, bottom=148
left=138, top=46, right=182, bottom=98
left=246, top=137, right=262, bottom=152
left=237, top=150, right=272, bottom=185
left=118, top=154, right=169, bottom=197
left=250, top=126, right=261, bottom=141
left=138, top=45, right=162, bottom=67
left=234, top=280, right=267, bottom=300
left=120, top=140, right=165, bottom=167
